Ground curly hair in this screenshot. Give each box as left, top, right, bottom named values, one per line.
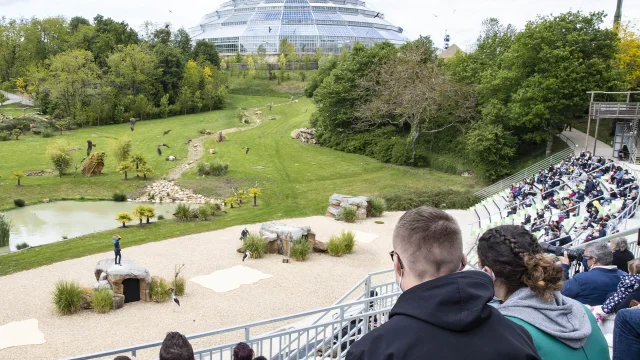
left=477, top=225, right=564, bottom=302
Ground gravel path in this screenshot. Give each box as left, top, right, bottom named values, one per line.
left=0, top=210, right=476, bottom=359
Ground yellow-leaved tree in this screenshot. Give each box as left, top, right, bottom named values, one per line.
left=618, top=22, right=640, bottom=90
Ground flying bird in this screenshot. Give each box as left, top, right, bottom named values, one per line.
left=244, top=147, right=250, bottom=155
left=242, top=251, right=250, bottom=262
left=269, top=26, right=272, bottom=33
left=169, top=10, right=173, bottom=13
left=67, top=147, right=79, bottom=153
left=157, top=143, right=171, bottom=156
left=433, top=13, right=438, bottom=18
left=374, top=12, right=380, bottom=19
left=86, top=140, right=97, bottom=156
left=172, top=292, right=180, bottom=306
left=130, top=118, right=137, bottom=132
left=163, top=130, right=172, bottom=136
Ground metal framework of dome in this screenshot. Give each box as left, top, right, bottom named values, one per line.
left=188, top=0, right=409, bottom=55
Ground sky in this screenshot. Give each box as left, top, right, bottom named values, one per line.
left=0, top=0, right=639, bottom=51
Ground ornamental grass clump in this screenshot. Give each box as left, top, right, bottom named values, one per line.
left=91, top=288, right=113, bottom=313
left=242, top=232, right=267, bottom=259
left=53, top=280, right=84, bottom=315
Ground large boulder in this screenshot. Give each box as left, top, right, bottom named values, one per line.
left=259, top=222, right=315, bottom=255
left=313, top=240, right=328, bottom=253
left=95, top=259, right=152, bottom=302
left=326, top=194, right=370, bottom=221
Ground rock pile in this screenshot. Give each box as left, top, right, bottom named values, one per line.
left=94, top=259, right=151, bottom=304
left=257, top=222, right=327, bottom=254
left=133, top=180, right=221, bottom=205
left=291, top=128, right=317, bottom=144
left=326, top=194, right=369, bottom=220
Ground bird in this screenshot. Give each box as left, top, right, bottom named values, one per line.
left=86, top=140, right=97, bottom=156
left=244, top=147, right=250, bottom=155
left=242, top=251, right=250, bottom=262
left=169, top=10, right=173, bottom=13
left=164, top=24, right=170, bottom=29
left=172, top=292, right=180, bottom=307
left=433, top=13, right=438, bottom=18
left=374, top=12, right=380, bottom=19
left=130, top=118, right=137, bottom=132
left=67, top=147, right=79, bottom=153
left=157, top=143, right=171, bottom=156
left=305, top=108, right=308, bottom=113
left=268, top=26, right=272, bottom=33
left=163, top=130, right=172, bottom=136
left=185, top=139, right=192, bottom=145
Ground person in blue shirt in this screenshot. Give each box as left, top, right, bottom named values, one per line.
left=113, top=234, right=122, bottom=265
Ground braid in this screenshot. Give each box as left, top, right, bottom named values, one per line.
left=491, top=228, right=526, bottom=258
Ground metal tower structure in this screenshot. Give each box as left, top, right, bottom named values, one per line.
left=444, top=31, right=450, bottom=50
left=614, top=0, right=624, bottom=27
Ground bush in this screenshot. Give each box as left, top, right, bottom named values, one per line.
left=112, top=193, right=127, bottom=202
left=0, top=131, right=10, bottom=141
left=41, top=128, right=54, bottom=138
left=91, top=288, right=113, bottom=313
left=52, top=280, right=84, bottom=315
left=242, top=232, right=267, bottom=259
left=0, top=214, right=10, bottom=247
left=291, top=237, right=312, bottom=261
left=383, top=189, right=478, bottom=211
left=13, top=199, right=25, bottom=207
left=174, top=204, right=192, bottom=222
left=369, top=198, right=386, bottom=217
left=327, top=235, right=346, bottom=257
left=157, top=214, right=165, bottom=221
left=16, top=242, right=29, bottom=250
left=339, top=206, right=358, bottom=223
left=375, top=221, right=384, bottom=224
left=341, top=230, right=355, bottom=253
left=197, top=161, right=229, bottom=176
left=150, top=278, right=170, bottom=302
left=174, top=276, right=186, bottom=296
left=198, top=205, right=213, bottom=221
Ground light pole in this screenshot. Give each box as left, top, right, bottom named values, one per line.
left=614, top=0, right=623, bottom=28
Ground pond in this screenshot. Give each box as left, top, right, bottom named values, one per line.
left=2, top=201, right=177, bottom=251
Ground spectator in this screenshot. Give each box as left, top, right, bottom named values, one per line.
left=602, top=259, right=640, bottom=314
left=114, top=356, right=134, bottom=360
left=612, top=307, right=640, bottom=360
left=477, top=226, right=609, bottom=359
left=561, top=242, right=626, bottom=306
left=254, top=357, right=267, bottom=360
left=611, top=238, right=635, bottom=273
left=159, top=332, right=194, bottom=360
left=233, top=342, right=254, bottom=360
left=345, top=207, right=540, bottom=360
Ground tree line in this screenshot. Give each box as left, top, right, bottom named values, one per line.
left=308, top=11, right=640, bottom=181
left=0, top=15, right=226, bottom=126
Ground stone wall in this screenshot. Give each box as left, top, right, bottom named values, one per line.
left=326, top=194, right=369, bottom=220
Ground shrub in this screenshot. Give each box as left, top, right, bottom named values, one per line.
left=16, top=242, right=29, bottom=250
left=339, top=206, right=358, bottom=223
left=0, top=131, right=11, bottom=141
left=291, top=237, right=312, bottom=261
left=174, top=276, right=186, bottom=296
left=0, top=214, right=10, bottom=247
left=52, top=280, right=84, bottom=315
left=112, top=193, right=127, bottom=202
left=150, top=278, right=170, bottom=302
left=383, top=189, right=478, bottom=211
left=327, top=235, right=346, bottom=257
left=174, top=204, right=192, bottom=222
left=375, top=221, right=385, bottom=224
left=369, top=198, right=386, bottom=217
left=197, top=161, right=229, bottom=176
left=41, top=129, right=54, bottom=138
left=242, top=232, right=267, bottom=259
left=157, top=214, right=165, bottom=221
left=341, top=230, right=355, bottom=253
left=91, top=288, right=113, bottom=313
left=198, top=205, right=213, bottom=221
left=13, top=199, right=25, bottom=207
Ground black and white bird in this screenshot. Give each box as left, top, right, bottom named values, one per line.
left=244, top=147, right=250, bottom=155
left=157, top=143, right=171, bottom=156
left=86, top=140, right=97, bottom=157
left=163, top=130, right=172, bottom=136
left=242, top=251, right=250, bottom=262
left=172, top=292, right=180, bottom=306
left=374, top=12, right=380, bottom=19
left=268, top=26, right=272, bottom=33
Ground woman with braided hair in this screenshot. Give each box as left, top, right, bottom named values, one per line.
left=477, top=225, right=609, bottom=360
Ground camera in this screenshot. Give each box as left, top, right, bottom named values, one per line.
left=539, top=242, right=584, bottom=262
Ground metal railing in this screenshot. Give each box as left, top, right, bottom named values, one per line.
left=475, top=147, right=576, bottom=200
left=64, top=270, right=396, bottom=360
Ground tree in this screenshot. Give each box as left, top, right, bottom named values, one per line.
left=132, top=94, right=151, bottom=120
left=154, top=44, right=185, bottom=100
left=13, top=171, right=25, bottom=187
left=357, top=42, right=477, bottom=163
left=142, top=206, right=155, bottom=224
left=0, top=92, right=7, bottom=106
left=11, top=129, right=22, bottom=140
left=130, top=154, right=147, bottom=177
left=106, top=44, right=159, bottom=97
left=159, top=93, right=170, bottom=118
left=182, top=59, right=203, bottom=93
left=247, top=56, right=256, bottom=78
left=116, top=161, right=133, bottom=180
left=177, top=86, right=192, bottom=115
left=173, top=28, right=192, bottom=55
left=115, top=212, right=132, bottom=228
left=137, top=163, right=154, bottom=180
left=192, top=39, right=220, bottom=68
left=132, top=206, right=146, bottom=224
left=47, top=140, right=73, bottom=177
left=248, top=187, right=261, bottom=207
left=465, top=122, right=517, bottom=181
left=277, top=53, right=287, bottom=83
left=617, top=22, right=640, bottom=90
left=113, top=137, right=132, bottom=163
left=53, top=120, right=69, bottom=136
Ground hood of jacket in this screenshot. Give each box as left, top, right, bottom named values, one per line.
left=497, top=288, right=591, bottom=349
left=389, top=270, right=495, bottom=332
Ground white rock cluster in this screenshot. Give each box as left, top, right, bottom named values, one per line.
left=291, top=128, right=317, bottom=145
left=326, top=194, right=369, bottom=220
left=133, top=180, right=221, bottom=205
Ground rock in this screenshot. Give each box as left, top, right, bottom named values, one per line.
left=93, top=280, right=112, bottom=291
left=113, top=294, right=125, bottom=310
left=268, top=116, right=276, bottom=120
left=291, top=128, right=317, bottom=145
left=259, top=222, right=315, bottom=255
left=313, top=240, right=328, bottom=253
left=216, top=131, right=226, bottom=143
left=326, top=194, right=370, bottom=221
left=209, top=149, right=216, bottom=154
left=166, top=156, right=176, bottom=161
left=255, top=111, right=262, bottom=115
left=95, top=258, right=152, bottom=302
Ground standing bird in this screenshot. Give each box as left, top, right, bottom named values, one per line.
left=244, top=147, right=250, bottom=155
left=242, top=251, right=250, bottom=262
left=86, top=140, right=97, bottom=157
left=374, top=12, right=380, bottom=18
left=130, top=118, right=137, bottom=132
left=172, top=292, right=180, bottom=307
left=157, top=143, right=171, bottom=156
left=163, top=130, right=172, bottom=136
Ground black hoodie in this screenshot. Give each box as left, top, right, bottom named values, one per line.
left=346, top=271, right=540, bottom=360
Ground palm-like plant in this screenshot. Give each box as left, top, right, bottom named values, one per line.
left=248, top=187, right=262, bottom=207
left=116, top=161, right=134, bottom=180
left=115, top=212, right=132, bottom=228
left=132, top=206, right=145, bottom=224
left=13, top=171, right=25, bottom=187
left=137, top=163, right=154, bottom=180
left=142, top=206, right=156, bottom=224
left=130, top=154, right=147, bottom=178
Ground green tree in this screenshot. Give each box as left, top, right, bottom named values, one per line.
left=13, top=171, right=25, bottom=187
left=47, top=140, right=73, bottom=177
left=113, top=137, right=132, bottom=163
left=132, top=94, right=151, bottom=120
left=115, top=212, right=132, bottom=228
left=0, top=92, right=8, bottom=106
left=106, top=44, right=159, bottom=96
left=154, top=44, right=185, bottom=100
left=11, top=128, right=21, bottom=140
left=137, top=163, right=154, bottom=180
left=159, top=93, right=170, bottom=118
left=465, top=122, right=517, bottom=181
left=130, top=154, right=147, bottom=177
left=173, top=28, right=192, bottom=55
left=177, top=86, right=192, bottom=115
left=116, top=161, right=133, bottom=180
left=192, top=39, right=221, bottom=68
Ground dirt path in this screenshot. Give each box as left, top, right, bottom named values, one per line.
left=165, top=101, right=292, bottom=181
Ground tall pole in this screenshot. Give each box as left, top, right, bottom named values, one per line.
left=614, top=0, right=623, bottom=28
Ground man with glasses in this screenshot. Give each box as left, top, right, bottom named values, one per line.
left=561, top=242, right=626, bottom=306
left=346, top=207, right=540, bottom=360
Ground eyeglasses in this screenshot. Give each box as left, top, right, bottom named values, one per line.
left=389, top=250, right=404, bottom=269
left=584, top=255, right=595, bottom=261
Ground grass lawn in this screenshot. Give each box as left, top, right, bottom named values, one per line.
left=0, top=94, right=287, bottom=210
left=0, top=79, right=479, bottom=276
left=0, top=103, right=39, bottom=117
left=573, top=118, right=615, bottom=146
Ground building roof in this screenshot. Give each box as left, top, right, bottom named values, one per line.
left=439, top=44, right=464, bottom=59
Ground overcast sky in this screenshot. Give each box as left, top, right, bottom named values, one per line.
left=1, top=0, right=638, bottom=51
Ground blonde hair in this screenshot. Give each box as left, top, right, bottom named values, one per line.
left=628, top=259, right=640, bottom=275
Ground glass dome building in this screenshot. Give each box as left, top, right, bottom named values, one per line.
left=188, top=0, right=409, bottom=55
